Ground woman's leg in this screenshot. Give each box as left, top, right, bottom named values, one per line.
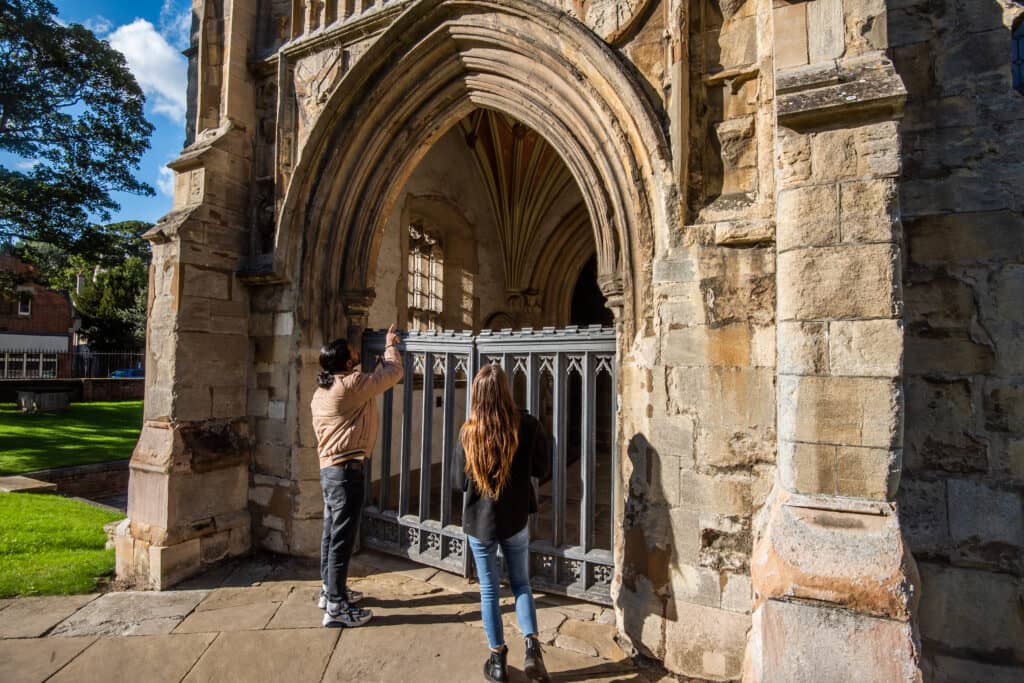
left=468, top=535, right=505, bottom=650
left=500, top=526, right=539, bottom=638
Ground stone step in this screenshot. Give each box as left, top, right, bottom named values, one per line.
left=0, top=475, right=58, bottom=494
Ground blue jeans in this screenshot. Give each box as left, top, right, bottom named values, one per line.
left=468, top=525, right=539, bottom=649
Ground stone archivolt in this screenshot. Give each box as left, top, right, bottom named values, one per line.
left=272, top=0, right=672, bottom=343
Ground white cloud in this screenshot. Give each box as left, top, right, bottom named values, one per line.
left=82, top=15, right=113, bottom=36
left=156, top=165, right=176, bottom=197
left=159, top=0, right=192, bottom=50
left=15, top=159, right=39, bottom=171
left=107, top=19, right=188, bottom=123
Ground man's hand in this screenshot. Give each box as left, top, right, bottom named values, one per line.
left=386, top=324, right=400, bottom=348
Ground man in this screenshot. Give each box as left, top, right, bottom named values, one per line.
left=311, top=324, right=403, bottom=627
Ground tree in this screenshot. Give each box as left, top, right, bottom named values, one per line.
left=73, top=256, right=148, bottom=350
left=0, top=0, right=155, bottom=252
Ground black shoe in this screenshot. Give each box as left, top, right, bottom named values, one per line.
left=483, top=646, right=508, bottom=683
left=524, top=636, right=550, bottom=682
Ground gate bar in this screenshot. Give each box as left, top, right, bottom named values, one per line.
left=418, top=352, right=434, bottom=522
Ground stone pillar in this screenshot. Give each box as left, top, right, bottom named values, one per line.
left=748, top=1, right=921, bottom=680
left=116, top=125, right=255, bottom=588
left=116, top=0, right=258, bottom=589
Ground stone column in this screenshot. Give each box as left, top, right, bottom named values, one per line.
left=116, top=125, right=255, bottom=588
left=116, top=0, right=258, bottom=589
left=748, top=1, right=922, bottom=680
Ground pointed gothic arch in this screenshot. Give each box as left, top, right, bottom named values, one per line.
left=271, top=0, right=674, bottom=345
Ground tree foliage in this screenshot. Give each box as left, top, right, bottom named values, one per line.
left=0, top=0, right=154, bottom=252
left=73, top=256, right=148, bottom=350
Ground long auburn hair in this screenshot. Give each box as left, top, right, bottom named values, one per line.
left=460, top=363, right=519, bottom=499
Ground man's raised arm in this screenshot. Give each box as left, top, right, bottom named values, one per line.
left=359, top=324, right=404, bottom=397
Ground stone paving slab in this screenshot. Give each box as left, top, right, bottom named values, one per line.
left=194, top=583, right=295, bottom=612
left=47, top=633, right=216, bottom=683
left=0, top=636, right=95, bottom=683
left=266, top=585, right=323, bottom=630
left=183, top=628, right=340, bottom=682
left=49, top=590, right=208, bottom=638
left=174, top=601, right=281, bottom=634
left=0, top=476, right=57, bottom=493
left=0, top=595, right=98, bottom=638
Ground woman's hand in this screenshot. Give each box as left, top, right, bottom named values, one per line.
left=386, top=324, right=400, bottom=348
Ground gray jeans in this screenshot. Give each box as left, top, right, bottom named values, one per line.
left=320, top=463, right=365, bottom=604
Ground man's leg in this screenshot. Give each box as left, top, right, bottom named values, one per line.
left=325, top=464, right=366, bottom=602
left=319, top=496, right=331, bottom=608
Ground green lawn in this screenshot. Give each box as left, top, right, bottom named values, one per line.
left=0, top=401, right=143, bottom=475
left=0, top=492, right=124, bottom=597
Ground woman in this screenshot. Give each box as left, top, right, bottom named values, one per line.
left=453, top=363, right=552, bottom=683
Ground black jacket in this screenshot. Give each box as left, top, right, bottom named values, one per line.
left=452, top=411, right=551, bottom=542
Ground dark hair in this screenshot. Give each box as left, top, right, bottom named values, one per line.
left=317, top=339, right=352, bottom=388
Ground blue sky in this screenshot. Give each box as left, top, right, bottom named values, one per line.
left=14, top=1, right=192, bottom=224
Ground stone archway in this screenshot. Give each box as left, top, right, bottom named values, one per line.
left=272, top=0, right=674, bottom=347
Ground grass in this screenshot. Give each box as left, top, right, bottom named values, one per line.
left=0, top=492, right=124, bottom=597
left=0, top=400, right=143, bottom=475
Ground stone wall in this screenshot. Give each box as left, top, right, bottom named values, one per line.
left=891, top=1, right=1024, bottom=679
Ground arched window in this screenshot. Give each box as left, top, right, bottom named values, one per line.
left=407, top=223, right=443, bottom=330
left=1014, top=22, right=1024, bottom=95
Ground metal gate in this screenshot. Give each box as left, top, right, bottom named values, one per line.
left=360, top=326, right=618, bottom=604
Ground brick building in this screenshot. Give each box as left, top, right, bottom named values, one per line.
left=0, top=254, right=74, bottom=378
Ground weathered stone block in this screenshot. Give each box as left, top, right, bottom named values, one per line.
left=720, top=572, right=751, bottom=614
left=649, top=414, right=695, bottom=465
left=752, top=495, right=918, bottom=620
left=778, top=375, right=903, bottom=449
left=706, top=15, right=757, bottom=71
left=904, top=377, right=987, bottom=474
left=777, top=184, right=839, bottom=252
left=212, top=385, right=246, bottom=418
left=840, top=178, right=899, bottom=243
left=778, top=244, right=897, bottom=321
left=828, top=319, right=902, bottom=377
left=807, top=0, right=844, bottom=62
left=750, top=598, right=921, bottom=683
left=843, top=0, right=887, bottom=55
left=947, top=479, right=1023, bottom=571
left=918, top=562, right=1024, bottom=662
left=291, top=447, right=322, bottom=481
left=984, top=381, right=1024, bottom=433
left=895, top=476, right=950, bottom=556
left=777, top=127, right=811, bottom=187
left=835, top=446, right=900, bottom=500
left=854, top=121, right=901, bottom=178
left=663, top=601, right=748, bottom=681
left=928, top=656, right=1024, bottom=683
left=810, top=129, right=857, bottom=182
left=182, top=265, right=231, bottom=300
left=777, top=322, right=827, bottom=375
left=903, top=272, right=976, bottom=330
left=149, top=539, right=202, bottom=590
left=774, top=2, right=808, bottom=69
left=906, top=210, right=1024, bottom=267
left=780, top=440, right=836, bottom=496
left=253, top=445, right=290, bottom=479
left=679, top=471, right=751, bottom=517
left=905, top=330, right=994, bottom=377
left=669, top=563, right=721, bottom=609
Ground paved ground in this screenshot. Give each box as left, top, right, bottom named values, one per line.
left=0, top=550, right=672, bottom=682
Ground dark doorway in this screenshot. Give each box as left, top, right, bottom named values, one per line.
left=570, top=256, right=613, bottom=327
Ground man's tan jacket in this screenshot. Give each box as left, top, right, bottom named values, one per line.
left=311, top=344, right=403, bottom=469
